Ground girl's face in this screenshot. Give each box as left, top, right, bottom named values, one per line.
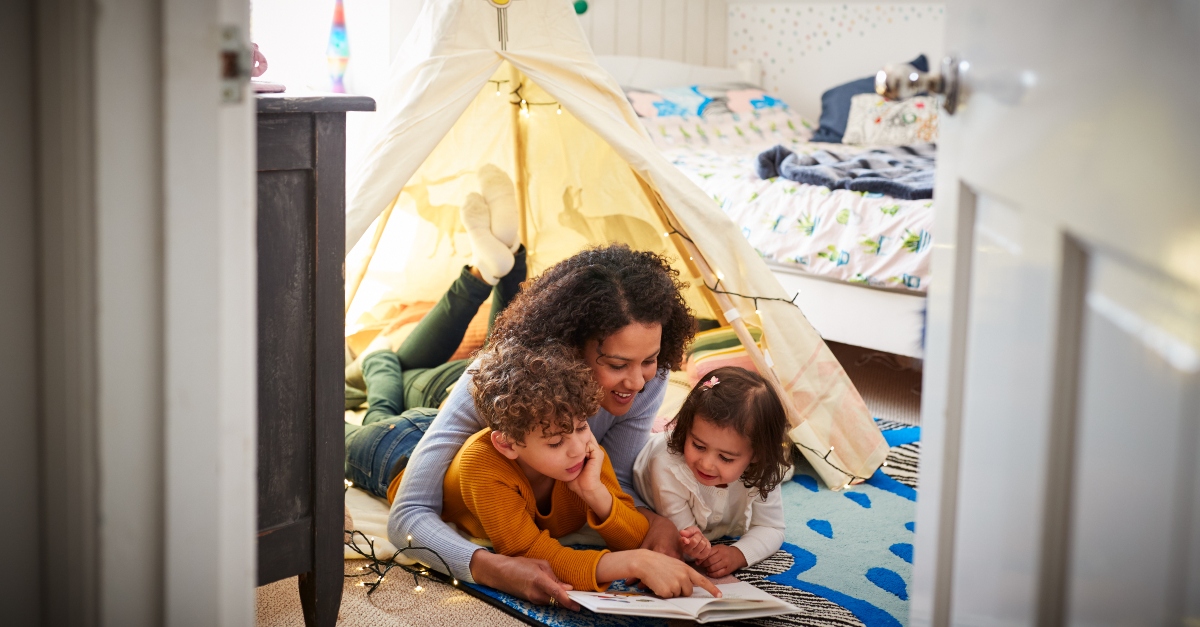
left=683, top=415, right=754, bottom=487
left=582, top=322, right=662, bottom=416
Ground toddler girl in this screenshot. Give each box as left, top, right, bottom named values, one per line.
left=633, top=366, right=790, bottom=577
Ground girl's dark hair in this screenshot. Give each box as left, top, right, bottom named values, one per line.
left=666, top=366, right=792, bottom=499
left=487, top=244, right=695, bottom=373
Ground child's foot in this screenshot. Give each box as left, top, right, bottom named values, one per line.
left=461, top=192, right=514, bottom=285
left=478, top=164, right=521, bottom=252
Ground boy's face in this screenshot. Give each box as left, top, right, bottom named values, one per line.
left=497, top=418, right=594, bottom=482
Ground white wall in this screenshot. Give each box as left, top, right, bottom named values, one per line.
left=726, top=1, right=946, bottom=121
left=252, top=0, right=422, bottom=179
left=577, top=0, right=729, bottom=66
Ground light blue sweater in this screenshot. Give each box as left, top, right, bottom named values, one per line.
left=387, top=363, right=668, bottom=582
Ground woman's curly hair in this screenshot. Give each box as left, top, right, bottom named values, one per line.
left=470, top=340, right=603, bottom=444
left=667, top=366, right=792, bottom=499
left=488, top=244, right=696, bottom=373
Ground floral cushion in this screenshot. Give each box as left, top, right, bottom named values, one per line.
left=842, top=94, right=939, bottom=146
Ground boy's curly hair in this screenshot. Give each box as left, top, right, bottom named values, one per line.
left=487, top=244, right=695, bottom=374
left=667, top=366, right=792, bottom=499
left=470, top=340, right=603, bottom=445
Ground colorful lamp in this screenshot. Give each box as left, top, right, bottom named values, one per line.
left=327, top=0, right=349, bottom=93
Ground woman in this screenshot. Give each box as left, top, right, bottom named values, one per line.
left=373, top=250, right=695, bottom=609
left=349, top=174, right=696, bottom=608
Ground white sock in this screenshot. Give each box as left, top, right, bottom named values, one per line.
left=478, top=164, right=521, bottom=252
left=460, top=192, right=514, bottom=285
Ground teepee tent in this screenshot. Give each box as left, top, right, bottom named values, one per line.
left=344, top=0, right=888, bottom=489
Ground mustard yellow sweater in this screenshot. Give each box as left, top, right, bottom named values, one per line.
left=389, top=428, right=649, bottom=591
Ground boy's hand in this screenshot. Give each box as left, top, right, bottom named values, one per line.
left=628, top=550, right=722, bottom=599
left=696, top=544, right=747, bottom=578
left=679, top=526, right=712, bottom=562
left=566, top=435, right=612, bottom=519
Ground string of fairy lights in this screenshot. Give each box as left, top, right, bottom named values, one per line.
left=658, top=215, right=885, bottom=489
left=344, top=480, right=459, bottom=596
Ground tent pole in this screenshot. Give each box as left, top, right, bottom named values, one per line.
left=650, top=197, right=860, bottom=485
left=645, top=188, right=805, bottom=430
left=345, top=197, right=396, bottom=315
left=634, top=177, right=727, bottom=326
left=510, top=71, right=529, bottom=246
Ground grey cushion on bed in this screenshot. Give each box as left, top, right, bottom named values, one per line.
left=811, top=54, right=929, bottom=144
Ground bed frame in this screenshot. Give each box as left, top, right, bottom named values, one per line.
left=597, top=55, right=927, bottom=359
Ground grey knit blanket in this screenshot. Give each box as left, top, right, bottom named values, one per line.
left=756, top=143, right=937, bottom=199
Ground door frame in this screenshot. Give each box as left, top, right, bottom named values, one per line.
left=29, top=0, right=258, bottom=623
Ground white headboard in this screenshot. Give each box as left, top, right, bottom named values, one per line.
left=597, top=55, right=762, bottom=90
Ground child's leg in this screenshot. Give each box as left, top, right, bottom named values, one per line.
left=400, top=361, right=469, bottom=411
left=487, top=245, right=527, bottom=337
left=345, top=408, right=438, bottom=499
left=395, top=265, right=493, bottom=370
left=361, top=351, right=406, bottom=424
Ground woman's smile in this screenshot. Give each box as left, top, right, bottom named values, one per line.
left=583, top=322, right=663, bottom=416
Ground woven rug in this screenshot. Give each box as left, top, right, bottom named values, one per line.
left=462, top=419, right=920, bottom=626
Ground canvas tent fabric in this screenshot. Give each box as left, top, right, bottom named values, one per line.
left=344, top=0, right=888, bottom=489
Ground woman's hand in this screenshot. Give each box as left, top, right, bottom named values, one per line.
left=626, top=550, right=722, bottom=599
left=637, top=508, right=682, bottom=559
left=679, top=526, right=712, bottom=562
left=696, top=544, right=748, bottom=578
left=565, top=435, right=613, bottom=520
left=469, top=550, right=580, bottom=610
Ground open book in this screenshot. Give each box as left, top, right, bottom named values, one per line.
left=567, top=581, right=798, bottom=623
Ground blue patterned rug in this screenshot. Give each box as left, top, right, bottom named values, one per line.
left=463, top=419, right=920, bottom=626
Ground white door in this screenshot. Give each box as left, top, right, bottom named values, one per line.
left=911, top=1, right=1200, bottom=625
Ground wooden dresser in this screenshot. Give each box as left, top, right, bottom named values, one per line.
left=255, top=93, right=375, bottom=626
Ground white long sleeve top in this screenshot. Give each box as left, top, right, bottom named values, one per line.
left=632, top=431, right=785, bottom=567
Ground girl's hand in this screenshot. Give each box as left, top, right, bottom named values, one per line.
left=696, top=544, right=748, bottom=578
left=629, top=550, right=721, bottom=599
left=679, top=526, right=713, bottom=562
left=566, top=435, right=612, bottom=519
left=637, top=509, right=682, bottom=559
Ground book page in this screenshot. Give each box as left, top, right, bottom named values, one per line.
left=665, top=582, right=794, bottom=616
left=566, top=591, right=693, bottom=618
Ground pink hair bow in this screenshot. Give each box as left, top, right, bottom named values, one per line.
left=701, top=375, right=719, bottom=390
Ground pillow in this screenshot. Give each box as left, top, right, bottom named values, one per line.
left=627, top=84, right=791, bottom=119
left=684, top=325, right=765, bottom=385
left=811, top=54, right=929, bottom=143
left=642, top=109, right=813, bottom=149
left=627, top=86, right=711, bottom=118
left=842, top=94, right=939, bottom=145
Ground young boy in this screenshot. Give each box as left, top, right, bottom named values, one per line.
left=387, top=340, right=719, bottom=598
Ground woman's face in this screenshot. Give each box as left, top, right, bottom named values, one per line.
left=582, top=322, right=662, bottom=416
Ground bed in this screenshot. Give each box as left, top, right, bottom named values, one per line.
left=599, top=55, right=930, bottom=359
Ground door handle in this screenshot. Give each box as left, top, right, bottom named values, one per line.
left=876, top=56, right=969, bottom=114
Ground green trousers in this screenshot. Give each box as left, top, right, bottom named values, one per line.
left=346, top=249, right=526, bottom=442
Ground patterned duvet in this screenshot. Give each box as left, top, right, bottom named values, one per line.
left=648, top=116, right=934, bottom=292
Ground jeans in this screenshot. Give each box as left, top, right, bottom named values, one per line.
left=345, top=249, right=526, bottom=498
left=346, top=406, right=437, bottom=498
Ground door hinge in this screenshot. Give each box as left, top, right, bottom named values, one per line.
left=220, top=25, right=252, bottom=104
